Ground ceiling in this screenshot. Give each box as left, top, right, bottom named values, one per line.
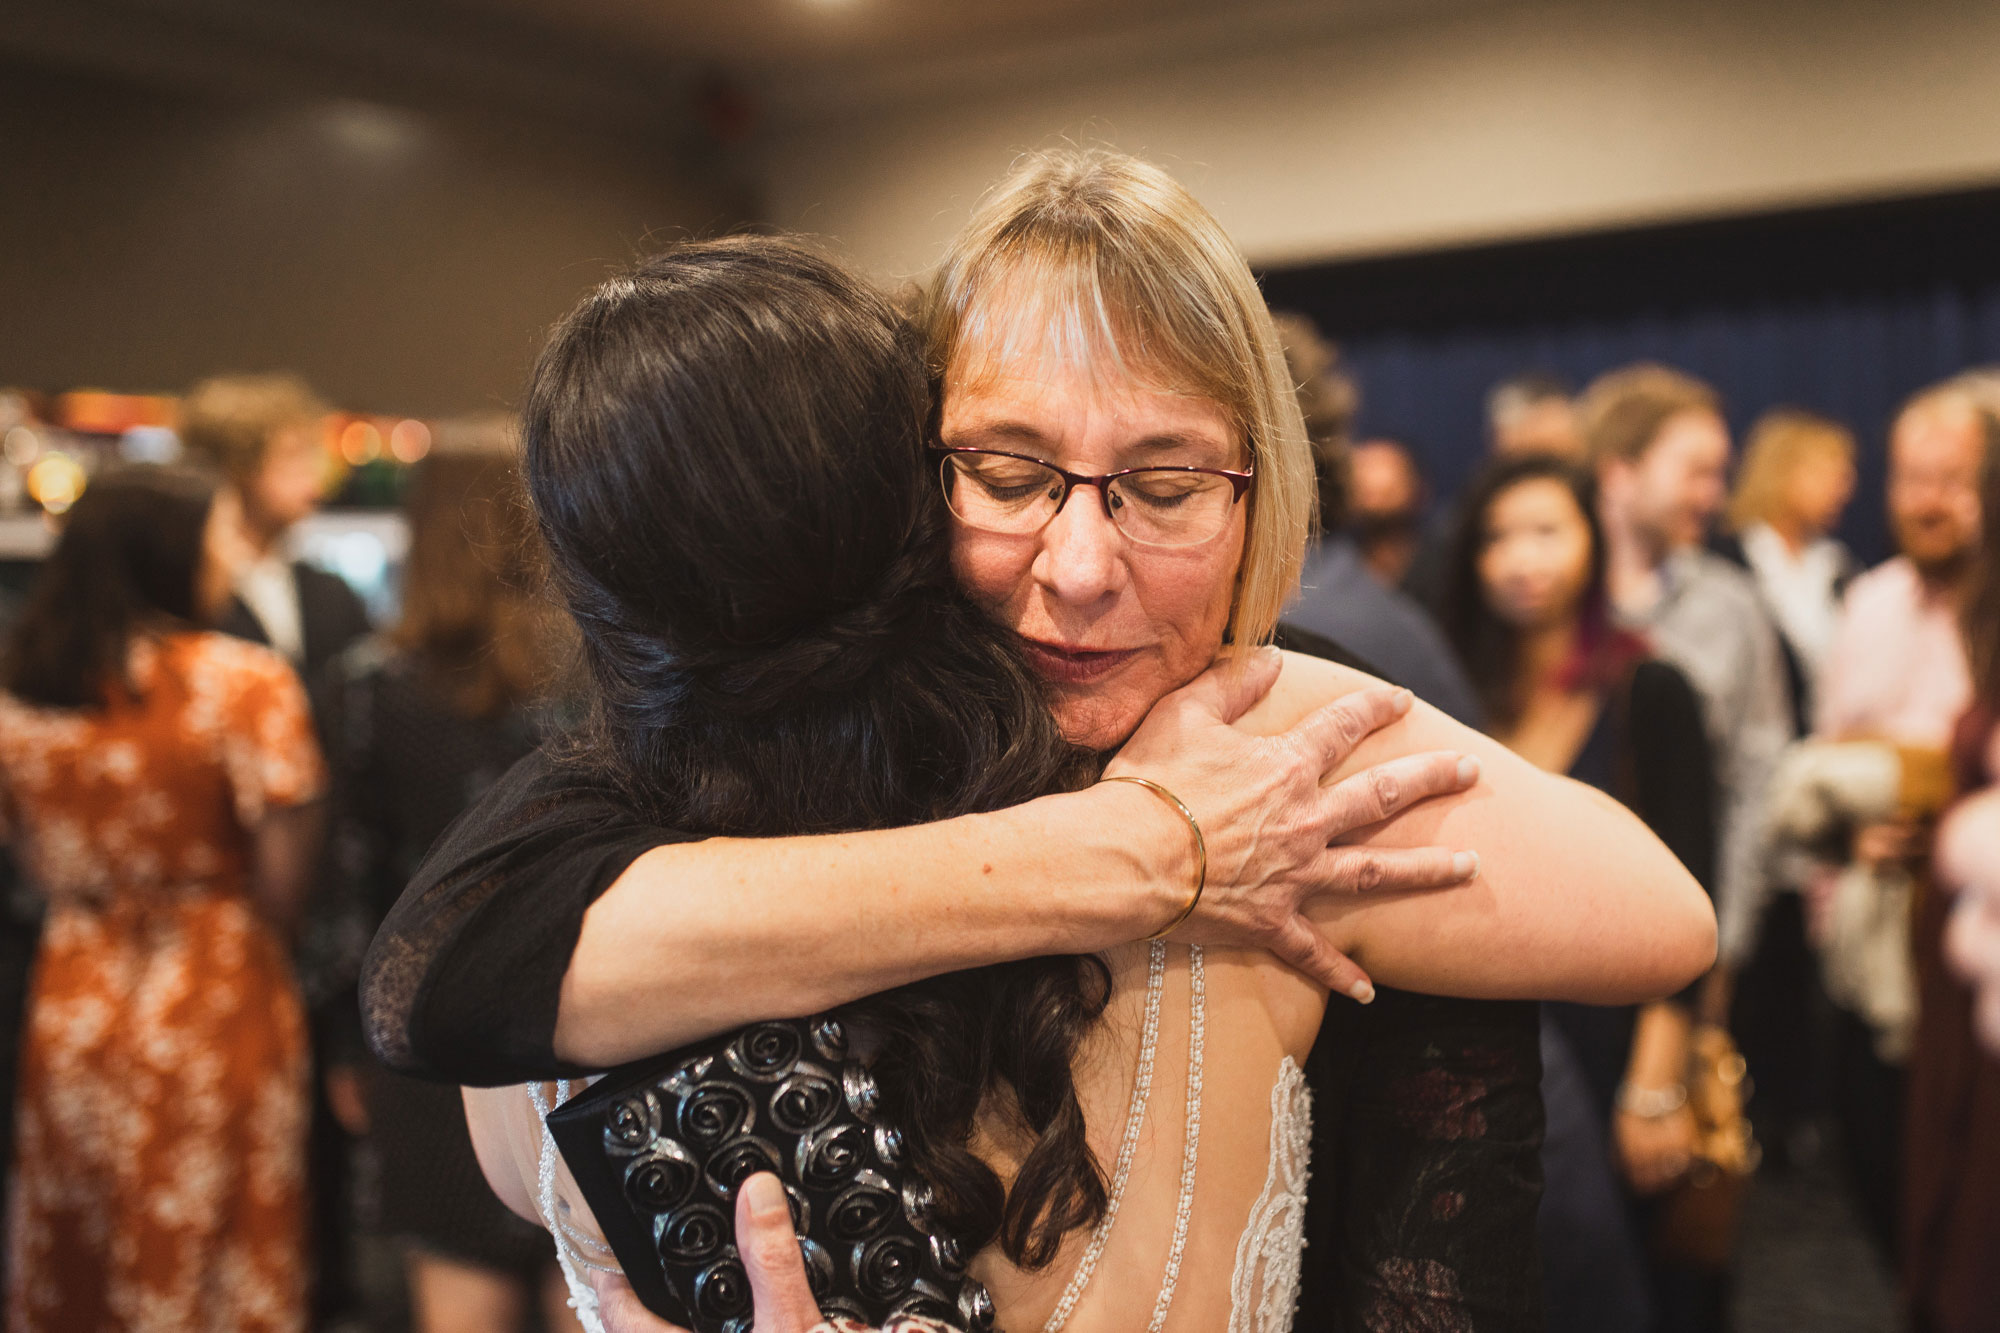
left=1, top=0, right=1490, bottom=134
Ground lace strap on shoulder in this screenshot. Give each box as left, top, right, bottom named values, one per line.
left=530, top=1079, right=611, bottom=1333
left=1227, top=1056, right=1313, bottom=1333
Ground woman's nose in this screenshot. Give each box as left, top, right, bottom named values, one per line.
left=1031, top=485, right=1128, bottom=604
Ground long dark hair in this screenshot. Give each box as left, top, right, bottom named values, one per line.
left=391, top=437, right=568, bottom=721
left=1, top=466, right=218, bottom=708
left=1439, top=454, right=1646, bottom=728
left=524, top=236, right=1106, bottom=1267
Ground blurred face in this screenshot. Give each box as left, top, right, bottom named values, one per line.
left=1889, top=408, right=1984, bottom=578
left=942, top=351, right=1249, bottom=749
left=244, top=424, right=325, bottom=534
left=197, top=489, right=253, bottom=621
left=1494, top=399, right=1584, bottom=459
left=1477, top=477, right=1595, bottom=631
left=1618, top=408, right=1731, bottom=555
left=1349, top=441, right=1421, bottom=521
left=1783, top=448, right=1856, bottom=537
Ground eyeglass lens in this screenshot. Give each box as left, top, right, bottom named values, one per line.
left=939, top=452, right=1239, bottom=548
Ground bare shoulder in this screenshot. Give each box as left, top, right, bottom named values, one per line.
left=1233, top=648, right=1392, bottom=739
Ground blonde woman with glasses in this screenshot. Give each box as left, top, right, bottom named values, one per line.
left=379, top=153, right=1714, bottom=1333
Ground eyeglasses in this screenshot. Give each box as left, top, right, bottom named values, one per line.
left=932, top=446, right=1254, bottom=549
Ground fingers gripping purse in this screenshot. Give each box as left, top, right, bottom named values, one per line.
left=544, top=1015, right=998, bottom=1333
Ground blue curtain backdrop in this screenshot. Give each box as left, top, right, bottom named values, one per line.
left=1259, top=187, right=2000, bottom=568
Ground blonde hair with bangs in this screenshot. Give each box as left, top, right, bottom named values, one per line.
left=919, top=148, right=1315, bottom=648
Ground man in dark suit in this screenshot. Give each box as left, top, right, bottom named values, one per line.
left=179, top=374, right=372, bottom=681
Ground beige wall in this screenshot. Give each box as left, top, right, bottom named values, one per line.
left=756, top=0, right=2000, bottom=279
left=0, top=62, right=745, bottom=416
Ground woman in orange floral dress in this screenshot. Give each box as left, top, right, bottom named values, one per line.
left=0, top=466, right=326, bottom=1332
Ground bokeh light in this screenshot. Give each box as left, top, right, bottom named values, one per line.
left=26, top=452, right=87, bottom=515
left=339, top=419, right=383, bottom=466
left=389, top=419, right=431, bottom=464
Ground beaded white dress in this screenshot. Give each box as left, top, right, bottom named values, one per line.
left=530, top=942, right=1315, bottom=1333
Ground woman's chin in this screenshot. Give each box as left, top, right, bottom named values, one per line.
left=1051, top=690, right=1150, bottom=752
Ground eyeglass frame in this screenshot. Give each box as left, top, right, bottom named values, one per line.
left=929, top=445, right=1255, bottom=542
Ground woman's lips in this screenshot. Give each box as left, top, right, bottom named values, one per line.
left=1018, top=637, right=1141, bottom=685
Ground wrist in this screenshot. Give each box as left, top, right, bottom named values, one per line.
left=1067, top=780, right=1196, bottom=941
left=1099, top=776, right=1206, bottom=940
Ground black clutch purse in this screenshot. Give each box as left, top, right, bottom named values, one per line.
left=545, top=1015, right=998, bottom=1333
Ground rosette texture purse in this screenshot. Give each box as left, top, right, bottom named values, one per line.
left=545, top=1015, right=999, bottom=1333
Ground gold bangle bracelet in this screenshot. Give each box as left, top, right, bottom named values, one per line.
left=1100, top=775, right=1206, bottom=941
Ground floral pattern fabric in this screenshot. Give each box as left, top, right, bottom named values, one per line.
left=0, top=632, right=325, bottom=1333
left=1302, top=987, right=1547, bottom=1332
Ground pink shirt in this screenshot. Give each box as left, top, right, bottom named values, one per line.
left=1816, top=556, right=1973, bottom=748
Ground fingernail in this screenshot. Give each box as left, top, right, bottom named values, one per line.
left=1347, top=979, right=1376, bottom=1004
left=1393, top=689, right=1414, bottom=715
left=1455, top=756, right=1481, bottom=786
left=1453, top=851, right=1480, bottom=880
left=745, top=1172, right=788, bottom=1222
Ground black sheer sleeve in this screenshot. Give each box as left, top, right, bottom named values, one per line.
left=360, top=748, right=699, bottom=1086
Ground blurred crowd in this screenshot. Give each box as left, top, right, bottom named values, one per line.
left=1279, top=324, right=2000, bottom=1333
left=0, top=339, right=1997, bottom=1333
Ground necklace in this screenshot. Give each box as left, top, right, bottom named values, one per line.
left=1041, top=940, right=1206, bottom=1332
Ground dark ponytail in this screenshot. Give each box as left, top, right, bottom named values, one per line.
left=523, top=236, right=1108, bottom=1265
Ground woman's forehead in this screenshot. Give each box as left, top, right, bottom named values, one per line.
left=945, top=323, right=1230, bottom=431
left=941, top=358, right=1237, bottom=456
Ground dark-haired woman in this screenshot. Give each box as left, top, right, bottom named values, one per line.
left=312, top=431, right=581, bottom=1333
left=0, top=468, right=325, bottom=1332
left=456, top=227, right=1712, bottom=1333
left=1439, top=454, right=1721, bottom=1332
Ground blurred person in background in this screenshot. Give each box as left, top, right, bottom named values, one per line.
left=1274, top=313, right=1481, bottom=725
left=1715, top=408, right=1859, bottom=1173
left=179, top=373, right=373, bottom=683
left=1907, top=395, right=2000, bottom=1332
left=0, top=467, right=325, bottom=1332
left=313, top=423, right=578, bottom=1333
left=1346, top=435, right=1427, bottom=587
left=1585, top=364, right=1791, bottom=986
left=1769, top=377, right=1989, bottom=1268
left=1721, top=408, right=1859, bottom=734
left=1489, top=371, right=1585, bottom=459
left=1441, top=455, right=1720, bottom=1333
left=182, top=372, right=374, bottom=1326
left=1407, top=371, right=1585, bottom=607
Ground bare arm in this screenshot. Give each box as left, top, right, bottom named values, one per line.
left=248, top=800, right=325, bottom=942
left=557, top=650, right=1478, bottom=1068
left=1261, top=652, right=1716, bottom=1004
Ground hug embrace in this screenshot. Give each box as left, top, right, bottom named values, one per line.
left=364, top=149, right=1714, bottom=1332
